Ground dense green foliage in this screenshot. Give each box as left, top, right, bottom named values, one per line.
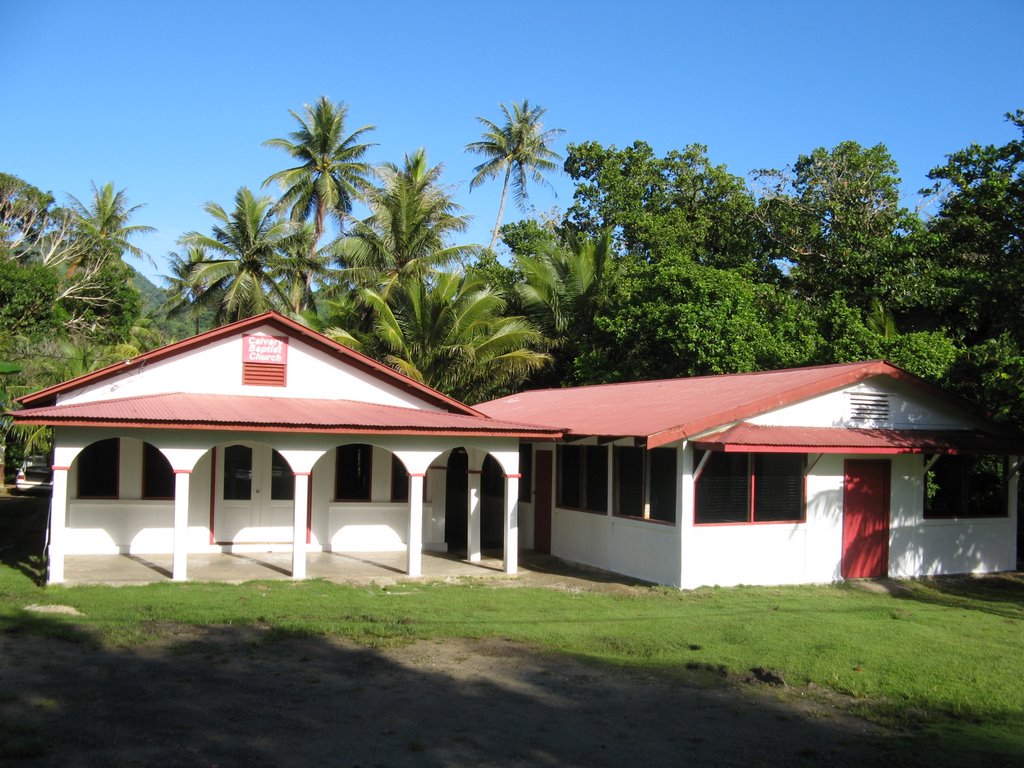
left=3, top=103, right=1023, bottom=440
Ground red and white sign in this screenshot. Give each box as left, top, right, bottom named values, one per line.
left=243, top=334, right=288, bottom=364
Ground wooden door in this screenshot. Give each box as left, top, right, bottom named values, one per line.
left=534, top=450, right=552, bottom=554
left=842, top=460, right=890, bottom=578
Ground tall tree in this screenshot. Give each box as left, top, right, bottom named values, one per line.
left=162, top=245, right=216, bottom=335
left=263, top=96, right=375, bottom=308
left=923, top=109, right=1024, bottom=346
left=0, top=173, right=55, bottom=261
left=67, top=181, right=154, bottom=268
left=345, top=271, right=549, bottom=403
left=339, top=149, right=477, bottom=296
left=466, top=100, right=564, bottom=250
left=581, top=253, right=820, bottom=383
left=753, top=142, right=921, bottom=312
left=923, top=109, right=1024, bottom=431
left=181, top=187, right=295, bottom=322
left=564, top=141, right=771, bottom=278
left=514, top=230, right=619, bottom=387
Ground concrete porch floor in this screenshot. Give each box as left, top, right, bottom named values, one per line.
left=61, top=550, right=525, bottom=586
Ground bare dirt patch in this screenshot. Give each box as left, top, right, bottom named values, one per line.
left=0, top=623, right=909, bottom=768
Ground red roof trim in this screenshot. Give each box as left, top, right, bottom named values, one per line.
left=9, top=417, right=559, bottom=439
left=16, top=312, right=479, bottom=416
left=9, top=391, right=563, bottom=440
left=692, top=423, right=1024, bottom=455
left=646, top=361, right=972, bottom=448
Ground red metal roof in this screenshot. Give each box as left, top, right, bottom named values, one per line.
left=476, top=361, right=991, bottom=449
left=10, top=392, right=562, bottom=438
left=692, top=423, right=1023, bottom=455
left=17, top=312, right=480, bottom=416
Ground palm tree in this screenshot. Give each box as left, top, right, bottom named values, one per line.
left=465, top=100, right=565, bottom=250
left=356, top=271, right=549, bottom=402
left=277, top=221, right=338, bottom=314
left=262, top=96, right=375, bottom=287
left=338, top=149, right=478, bottom=296
left=515, top=231, right=619, bottom=386
left=180, top=187, right=295, bottom=322
left=67, top=181, right=154, bottom=268
left=163, top=245, right=215, bottom=335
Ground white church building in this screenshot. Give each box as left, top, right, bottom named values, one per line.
left=11, top=312, right=1020, bottom=588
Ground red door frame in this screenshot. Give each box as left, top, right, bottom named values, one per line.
left=842, top=459, right=891, bottom=578
left=534, top=450, right=553, bottom=554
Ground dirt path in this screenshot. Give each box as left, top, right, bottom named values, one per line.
left=0, top=624, right=910, bottom=768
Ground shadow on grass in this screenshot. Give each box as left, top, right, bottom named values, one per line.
left=893, top=573, right=1024, bottom=621
left=0, top=493, right=48, bottom=586
left=1, top=612, right=1021, bottom=768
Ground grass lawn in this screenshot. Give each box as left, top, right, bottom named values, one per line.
left=0, top=555, right=1021, bottom=765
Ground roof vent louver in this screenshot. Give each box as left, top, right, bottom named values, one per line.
left=848, top=392, right=890, bottom=423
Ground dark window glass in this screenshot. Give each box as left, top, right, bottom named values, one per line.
left=615, top=446, right=645, bottom=518
left=649, top=448, right=677, bottom=523
left=391, top=454, right=409, bottom=502
left=557, top=445, right=581, bottom=508
left=78, top=438, right=119, bottom=498
left=695, top=452, right=750, bottom=524
left=584, top=446, right=608, bottom=512
left=925, top=455, right=1006, bottom=519
left=270, top=450, right=294, bottom=501
left=142, top=443, right=174, bottom=499
left=557, top=445, right=609, bottom=512
left=336, top=444, right=372, bottom=501
left=753, top=454, right=804, bottom=522
left=518, top=444, right=533, bottom=502
left=223, top=445, right=252, bottom=500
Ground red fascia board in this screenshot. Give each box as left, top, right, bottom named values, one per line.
left=16, top=312, right=479, bottom=417
left=645, top=361, right=959, bottom=449
left=10, top=415, right=560, bottom=439
left=697, top=443, right=944, bottom=455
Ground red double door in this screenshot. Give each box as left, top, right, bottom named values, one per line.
left=842, top=460, right=891, bottom=579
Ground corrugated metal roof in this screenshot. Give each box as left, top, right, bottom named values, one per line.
left=11, top=392, right=561, bottom=438
left=476, top=361, right=987, bottom=448
left=692, top=423, right=1023, bottom=454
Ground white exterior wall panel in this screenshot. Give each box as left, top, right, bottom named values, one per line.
left=57, top=324, right=441, bottom=411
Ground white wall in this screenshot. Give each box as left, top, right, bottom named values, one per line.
left=750, top=377, right=988, bottom=430
left=58, top=324, right=443, bottom=411
left=58, top=427, right=520, bottom=557
left=547, top=442, right=1017, bottom=590
left=889, top=455, right=1017, bottom=576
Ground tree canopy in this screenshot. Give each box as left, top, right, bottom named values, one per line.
left=4, top=101, right=1024, bottom=475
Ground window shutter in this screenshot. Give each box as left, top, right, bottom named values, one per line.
left=243, top=361, right=287, bottom=386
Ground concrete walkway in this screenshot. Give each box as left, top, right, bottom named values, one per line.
left=61, top=550, right=519, bottom=586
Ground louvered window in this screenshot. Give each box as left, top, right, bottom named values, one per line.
left=695, top=452, right=804, bottom=524
left=849, top=392, right=890, bottom=423
left=242, top=361, right=287, bottom=386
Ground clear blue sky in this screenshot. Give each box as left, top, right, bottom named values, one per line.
left=2, top=0, right=1021, bottom=283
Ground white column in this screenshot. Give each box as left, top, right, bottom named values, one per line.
left=172, top=470, right=191, bottom=581
left=47, top=466, right=70, bottom=585
left=467, top=469, right=482, bottom=562
left=677, top=443, right=694, bottom=589
left=407, top=473, right=425, bottom=577
left=503, top=474, right=520, bottom=574
left=1007, top=456, right=1019, bottom=569
left=292, top=473, right=310, bottom=580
